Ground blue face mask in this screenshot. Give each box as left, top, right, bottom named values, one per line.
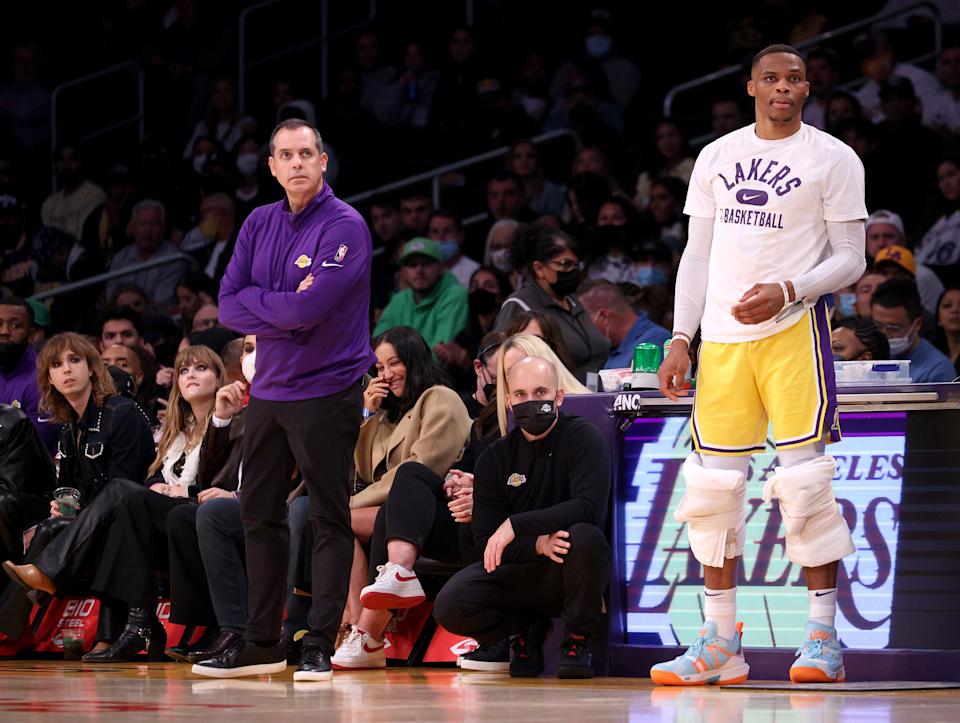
left=437, top=239, right=459, bottom=261
left=585, top=35, right=612, bottom=59
left=837, top=292, right=856, bottom=318
left=635, top=266, right=669, bottom=288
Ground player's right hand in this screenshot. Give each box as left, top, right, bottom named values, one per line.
left=657, top=342, right=690, bottom=402
left=363, top=375, right=390, bottom=413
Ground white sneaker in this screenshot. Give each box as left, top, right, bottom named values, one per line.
left=330, top=627, right=387, bottom=670
left=360, top=563, right=426, bottom=610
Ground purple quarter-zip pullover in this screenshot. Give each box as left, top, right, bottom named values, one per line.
left=219, top=183, right=376, bottom=401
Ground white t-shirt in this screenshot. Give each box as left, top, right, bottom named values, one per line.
left=685, top=123, right=867, bottom=343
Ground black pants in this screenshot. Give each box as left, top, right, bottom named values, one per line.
left=93, top=489, right=215, bottom=626
left=368, top=461, right=467, bottom=583
left=0, top=492, right=49, bottom=572
left=167, top=502, right=219, bottom=627
left=0, top=478, right=143, bottom=638
left=433, top=522, right=610, bottom=644
left=241, top=385, right=361, bottom=653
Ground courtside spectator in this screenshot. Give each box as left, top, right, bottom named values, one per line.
left=0, top=43, right=50, bottom=156
left=374, top=238, right=468, bottom=350
left=111, top=284, right=153, bottom=318
left=107, top=200, right=193, bottom=313
left=586, top=198, right=642, bottom=284
left=86, top=346, right=236, bottom=662
left=101, top=344, right=145, bottom=394
left=0, top=333, right=154, bottom=640
left=871, top=279, right=956, bottom=382
left=81, top=163, right=136, bottom=270
left=0, top=192, right=36, bottom=298
left=399, top=191, right=433, bottom=236
left=433, top=355, right=611, bottom=679
left=855, top=269, right=887, bottom=317
left=825, top=90, right=864, bottom=134
left=874, top=244, right=943, bottom=320
left=570, top=146, right=627, bottom=198
left=182, top=77, right=256, bottom=159
left=192, top=304, right=219, bottom=333
left=0, top=404, right=56, bottom=593
left=866, top=211, right=944, bottom=315
left=484, top=219, right=520, bottom=285
left=495, top=225, right=608, bottom=381
left=926, top=44, right=960, bottom=135
left=100, top=307, right=148, bottom=350
left=578, top=279, right=671, bottom=369
left=180, top=193, right=239, bottom=283
left=853, top=30, right=942, bottom=123
left=710, top=98, right=746, bottom=139
left=831, top=316, right=891, bottom=362
left=502, top=311, right=577, bottom=376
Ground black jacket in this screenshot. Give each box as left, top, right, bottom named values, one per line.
left=0, top=403, right=57, bottom=500
left=56, top=394, right=156, bottom=501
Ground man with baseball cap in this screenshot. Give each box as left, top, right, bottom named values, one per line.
left=373, top=237, right=469, bottom=349
left=866, top=210, right=944, bottom=316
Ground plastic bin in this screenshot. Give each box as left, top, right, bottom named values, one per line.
left=833, top=360, right=911, bottom=385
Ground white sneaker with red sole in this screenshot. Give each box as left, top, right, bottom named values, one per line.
left=330, top=627, right=386, bottom=670
left=360, top=563, right=426, bottom=610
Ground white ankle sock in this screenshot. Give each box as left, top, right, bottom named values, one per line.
left=704, top=587, right=737, bottom=641
left=808, top=588, right=837, bottom=628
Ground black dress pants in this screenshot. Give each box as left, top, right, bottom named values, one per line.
left=167, top=502, right=219, bottom=626
left=241, top=384, right=361, bottom=654
left=432, top=522, right=610, bottom=644
left=0, top=492, right=49, bottom=572
left=93, top=488, right=214, bottom=626
left=367, top=461, right=465, bottom=583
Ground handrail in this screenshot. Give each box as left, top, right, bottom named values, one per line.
left=663, top=1, right=942, bottom=117
left=345, top=128, right=580, bottom=208
left=31, top=253, right=194, bottom=302
left=238, top=0, right=378, bottom=113
left=50, top=60, right=144, bottom=190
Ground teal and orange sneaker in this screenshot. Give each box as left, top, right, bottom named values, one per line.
left=790, top=621, right=845, bottom=683
left=650, top=621, right=749, bottom=686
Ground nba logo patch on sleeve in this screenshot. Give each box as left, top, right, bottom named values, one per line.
left=334, top=244, right=348, bottom=263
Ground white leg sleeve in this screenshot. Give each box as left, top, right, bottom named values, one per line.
left=762, top=453, right=855, bottom=568
left=674, top=454, right=748, bottom=568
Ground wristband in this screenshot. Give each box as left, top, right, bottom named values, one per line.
left=671, top=332, right=691, bottom=346
left=778, top=281, right=791, bottom=308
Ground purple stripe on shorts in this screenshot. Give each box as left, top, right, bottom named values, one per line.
left=815, top=298, right=841, bottom=443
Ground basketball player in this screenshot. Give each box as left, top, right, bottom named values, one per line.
left=650, top=44, right=867, bottom=685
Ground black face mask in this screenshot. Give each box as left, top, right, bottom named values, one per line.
left=0, top=340, right=28, bottom=372
left=550, top=267, right=581, bottom=297
left=512, top=397, right=557, bottom=436
left=469, top=288, right=500, bottom=316
left=482, top=382, right=497, bottom=403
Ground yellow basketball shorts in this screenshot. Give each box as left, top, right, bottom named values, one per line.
left=691, top=300, right=840, bottom=456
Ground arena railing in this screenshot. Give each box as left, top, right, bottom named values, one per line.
left=30, top=253, right=194, bottom=302
left=344, top=128, right=581, bottom=227
left=663, top=0, right=943, bottom=142
left=238, top=0, right=379, bottom=113
left=50, top=61, right=145, bottom=191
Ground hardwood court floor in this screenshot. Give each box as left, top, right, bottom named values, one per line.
left=0, top=661, right=958, bottom=721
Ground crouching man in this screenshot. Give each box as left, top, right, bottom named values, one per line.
left=433, top=355, right=610, bottom=679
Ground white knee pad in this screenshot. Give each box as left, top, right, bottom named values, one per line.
left=762, top=455, right=855, bottom=568
left=674, top=454, right=747, bottom=568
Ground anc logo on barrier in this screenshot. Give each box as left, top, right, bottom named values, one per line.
left=620, top=414, right=902, bottom=649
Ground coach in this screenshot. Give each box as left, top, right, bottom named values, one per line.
left=197, top=119, right=374, bottom=682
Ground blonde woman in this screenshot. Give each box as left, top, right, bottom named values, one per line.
left=86, top=345, right=246, bottom=662
left=496, top=334, right=590, bottom=436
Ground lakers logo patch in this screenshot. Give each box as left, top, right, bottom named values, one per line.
left=507, top=473, right=526, bottom=488
left=294, top=254, right=312, bottom=269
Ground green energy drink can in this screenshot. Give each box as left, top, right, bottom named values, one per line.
left=632, top=343, right=661, bottom=373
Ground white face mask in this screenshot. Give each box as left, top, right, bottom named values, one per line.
left=887, top=321, right=918, bottom=357
left=192, top=154, right=208, bottom=174
left=490, top=248, right=512, bottom=272
left=241, top=349, right=256, bottom=383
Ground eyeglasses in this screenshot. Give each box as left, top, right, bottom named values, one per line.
left=548, top=258, right=579, bottom=272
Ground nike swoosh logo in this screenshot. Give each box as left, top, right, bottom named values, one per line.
left=363, top=642, right=384, bottom=653
left=321, top=261, right=343, bottom=268
left=814, top=590, right=836, bottom=597
left=741, top=192, right=763, bottom=201
left=395, top=572, right=418, bottom=582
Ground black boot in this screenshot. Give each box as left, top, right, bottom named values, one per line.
left=83, top=607, right=167, bottom=663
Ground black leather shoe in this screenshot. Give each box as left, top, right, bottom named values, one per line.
left=191, top=639, right=286, bottom=679
left=83, top=607, right=167, bottom=663
left=184, top=630, right=242, bottom=664
left=556, top=634, right=593, bottom=679
left=293, top=646, right=332, bottom=682
left=282, top=629, right=304, bottom=666
left=509, top=618, right=552, bottom=678
left=164, top=625, right=199, bottom=662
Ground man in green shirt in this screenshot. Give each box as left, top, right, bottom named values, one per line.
left=373, top=238, right=468, bottom=349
